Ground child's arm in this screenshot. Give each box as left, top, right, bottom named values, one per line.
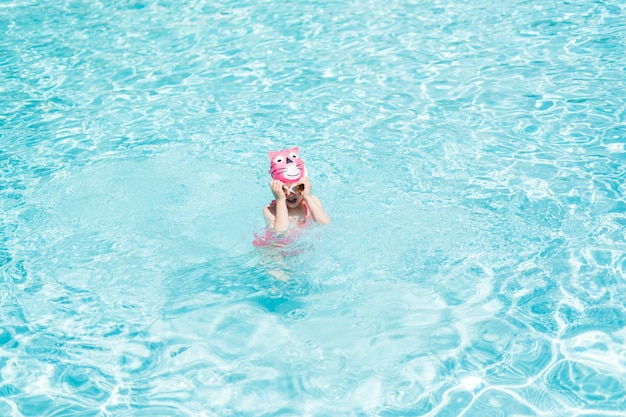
left=303, top=194, right=330, bottom=225
left=300, top=177, right=331, bottom=225
left=269, top=180, right=290, bottom=233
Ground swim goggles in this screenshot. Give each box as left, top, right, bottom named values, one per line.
left=283, top=183, right=305, bottom=194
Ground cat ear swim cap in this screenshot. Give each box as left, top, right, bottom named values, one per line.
left=268, top=146, right=307, bottom=183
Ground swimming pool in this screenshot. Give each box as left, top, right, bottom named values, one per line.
left=1, top=0, right=625, bottom=415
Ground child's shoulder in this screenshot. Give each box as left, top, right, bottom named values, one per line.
left=263, top=200, right=277, bottom=213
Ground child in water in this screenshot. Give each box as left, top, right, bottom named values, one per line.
left=254, top=147, right=330, bottom=280
left=261, top=146, right=330, bottom=234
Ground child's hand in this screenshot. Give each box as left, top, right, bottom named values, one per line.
left=298, top=177, right=312, bottom=196
left=270, top=180, right=287, bottom=201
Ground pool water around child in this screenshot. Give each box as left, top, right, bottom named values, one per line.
left=1, top=0, right=625, bottom=415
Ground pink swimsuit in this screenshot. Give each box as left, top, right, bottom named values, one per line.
left=252, top=201, right=311, bottom=249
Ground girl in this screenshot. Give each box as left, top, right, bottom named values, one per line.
left=253, top=148, right=330, bottom=280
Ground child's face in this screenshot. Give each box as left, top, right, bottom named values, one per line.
left=283, top=183, right=304, bottom=208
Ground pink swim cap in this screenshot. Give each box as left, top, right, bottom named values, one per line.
left=268, top=146, right=307, bottom=183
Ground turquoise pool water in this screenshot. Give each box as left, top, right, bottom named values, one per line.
left=2, top=0, right=625, bottom=415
